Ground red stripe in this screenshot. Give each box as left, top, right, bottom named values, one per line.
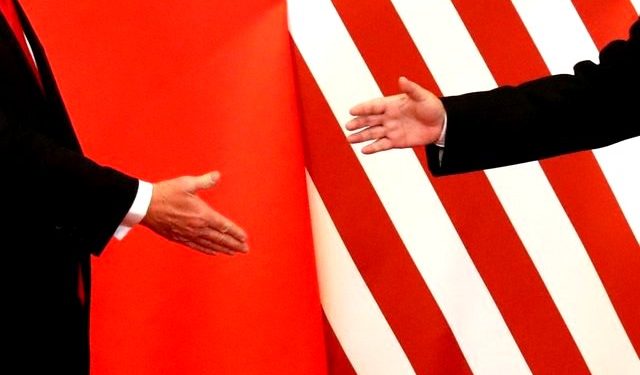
left=330, top=0, right=436, bottom=168
left=570, top=1, right=640, bottom=355
left=322, top=312, right=357, bottom=375
left=294, top=46, right=472, bottom=375
left=450, top=1, right=549, bottom=87
left=334, top=0, right=591, bottom=373
left=454, top=0, right=640, bottom=356
left=572, top=0, right=638, bottom=49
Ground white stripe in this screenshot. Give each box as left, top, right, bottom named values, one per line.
left=306, top=173, right=416, bottom=375
left=510, top=0, right=640, bottom=374
left=589, top=4, right=640, bottom=242
left=395, top=0, right=640, bottom=373
left=488, top=164, right=640, bottom=374
left=511, top=1, right=640, bottom=356
left=592, top=138, right=640, bottom=242
left=289, top=1, right=531, bottom=374
left=390, top=0, right=496, bottom=93
left=511, top=1, right=640, bottom=243
left=510, top=1, right=600, bottom=70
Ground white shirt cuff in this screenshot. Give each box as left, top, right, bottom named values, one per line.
left=435, top=113, right=447, bottom=165
left=435, top=113, right=447, bottom=147
left=113, top=180, right=153, bottom=240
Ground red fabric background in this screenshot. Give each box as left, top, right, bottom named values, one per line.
left=21, top=1, right=327, bottom=373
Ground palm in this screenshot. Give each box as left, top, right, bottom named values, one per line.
left=346, top=77, right=445, bottom=154
left=387, top=90, right=443, bottom=147
left=142, top=172, right=249, bottom=256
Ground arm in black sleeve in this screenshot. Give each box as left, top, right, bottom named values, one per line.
left=0, top=111, right=138, bottom=255
left=428, top=18, right=640, bottom=176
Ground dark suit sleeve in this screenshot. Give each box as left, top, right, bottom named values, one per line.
left=0, top=110, right=138, bottom=255
left=428, top=17, right=640, bottom=176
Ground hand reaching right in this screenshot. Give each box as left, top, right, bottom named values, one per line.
left=141, top=171, right=249, bottom=256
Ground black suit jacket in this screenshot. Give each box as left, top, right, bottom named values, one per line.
left=428, top=17, right=640, bottom=175
left=0, top=2, right=138, bottom=373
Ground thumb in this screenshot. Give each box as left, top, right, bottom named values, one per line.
left=191, top=171, right=221, bottom=192
left=399, top=76, right=427, bottom=101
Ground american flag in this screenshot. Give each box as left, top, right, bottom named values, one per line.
left=289, top=1, right=640, bottom=374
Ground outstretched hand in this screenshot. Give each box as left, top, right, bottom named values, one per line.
left=141, top=171, right=249, bottom=256
left=345, top=76, right=446, bottom=154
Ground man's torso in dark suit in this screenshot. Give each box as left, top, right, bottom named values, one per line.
left=1, top=2, right=138, bottom=373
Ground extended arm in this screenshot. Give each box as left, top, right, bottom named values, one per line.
left=0, top=112, right=248, bottom=256
left=346, top=18, right=640, bottom=175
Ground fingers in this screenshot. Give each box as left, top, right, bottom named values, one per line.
left=211, top=220, right=248, bottom=250
left=348, top=93, right=404, bottom=116
left=345, top=114, right=385, bottom=131
left=349, top=98, right=387, bottom=117
left=187, top=184, right=249, bottom=254
left=183, top=225, right=249, bottom=256
left=199, top=211, right=249, bottom=254
left=349, top=78, right=423, bottom=119
left=346, top=125, right=386, bottom=144
left=217, top=219, right=248, bottom=243
left=190, top=171, right=221, bottom=192
left=361, top=138, right=393, bottom=154
left=211, top=229, right=249, bottom=253
left=345, top=116, right=366, bottom=131
left=147, top=171, right=252, bottom=256
left=185, top=240, right=235, bottom=256
left=399, top=76, right=427, bottom=101
left=346, top=92, right=406, bottom=134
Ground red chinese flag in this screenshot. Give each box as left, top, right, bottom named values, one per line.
left=21, top=1, right=327, bottom=374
